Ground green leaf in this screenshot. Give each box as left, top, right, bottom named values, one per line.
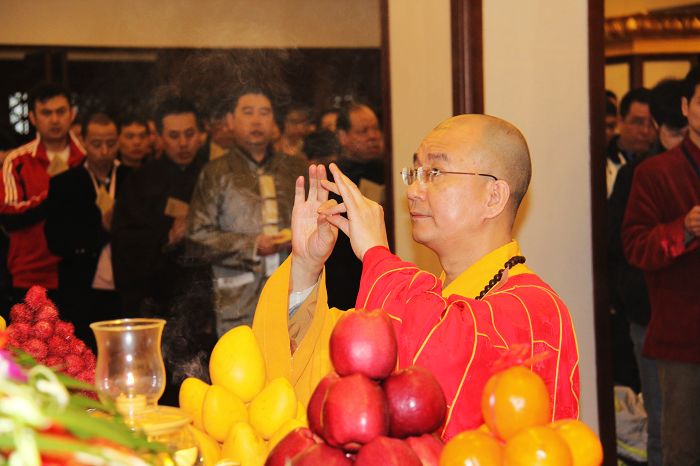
left=55, top=372, right=96, bottom=392
left=48, top=408, right=167, bottom=454
left=68, top=393, right=108, bottom=412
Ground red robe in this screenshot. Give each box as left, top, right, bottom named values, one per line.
left=355, top=243, right=580, bottom=440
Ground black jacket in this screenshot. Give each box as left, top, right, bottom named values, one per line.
left=325, top=158, right=386, bottom=310
left=607, top=159, right=651, bottom=325
left=111, top=152, right=210, bottom=316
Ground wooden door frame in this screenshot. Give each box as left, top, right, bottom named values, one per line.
left=589, top=0, right=618, bottom=463
left=451, top=0, right=484, bottom=114
left=449, top=0, right=617, bottom=463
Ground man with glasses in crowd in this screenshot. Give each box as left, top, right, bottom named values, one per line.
left=325, top=103, right=386, bottom=310
left=252, top=114, right=579, bottom=439
left=606, top=88, right=657, bottom=197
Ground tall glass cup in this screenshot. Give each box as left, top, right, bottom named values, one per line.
left=90, top=318, right=166, bottom=418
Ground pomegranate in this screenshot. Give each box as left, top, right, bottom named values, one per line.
left=291, top=443, right=352, bottom=466
left=384, top=365, right=447, bottom=437
left=329, top=309, right=397, bottom=379
left=307, top=372, right=340, bottom=437
left=354, top=436, right=422, bottom=466
left=405, top=433, right=444, bottom=466
left=266, top=428, right=321, bottom=466
left=322, top=373, right=389, bottom=450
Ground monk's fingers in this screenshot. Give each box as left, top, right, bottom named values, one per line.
left=328, top=163, right=364, bottom=212
left=323, top=213, right=349, bottom=238
left=318, top=200, right=346, bottom=216
left=307, top=165, right=319, bottom=202
left=294, top=175, right=306, bottom=206
left=316, top=164, right=330, bottom=203
left=320, top=179, right=340, bottom=196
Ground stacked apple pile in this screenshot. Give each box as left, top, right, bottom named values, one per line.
left=267, top=309, right=447, bottom=466
left=178, top=325, right=308, bottom=466
left=4, top=286, right=96, bottom=385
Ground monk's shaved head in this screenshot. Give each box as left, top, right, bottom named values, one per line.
left=428, top=114, right=531, bottom=213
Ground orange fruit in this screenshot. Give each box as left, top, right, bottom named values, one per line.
left=503, top=425, right=573, bottom=466
left=550, top=419, right=603, bottom=466
left=439, top=429, right=503, bottom=466
left=481, top=365, right=551, bottom=440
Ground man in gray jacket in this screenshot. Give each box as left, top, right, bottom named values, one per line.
left=187, top=88, right=307, bottom=335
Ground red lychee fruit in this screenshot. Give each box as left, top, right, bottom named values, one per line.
left=54, top=321, right=75, bottom=337
left=64, top=354, right=84, bottom=376
left=47, top=336, right=70, bottom=357
left=35, top=305, right=59, bottom=323
left=32, top=320, right=54, bottom=340
left=9, top=303, right=34, bottom=324
left=44, top=356, right=63, bottom=368
left=76, top=369, right=95, bottom=384
left=83, top=351, right=96, bottom=370
left=7, top=336, right=21, bottom=348
left=7, top=322, right=31, bottom=343
left=24, top=338, right=48, bottom=361
left=24, top=286, right=49, bottom=310
left=70, top=339, right=87, bottom=356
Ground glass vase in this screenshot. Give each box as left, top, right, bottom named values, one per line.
left=90, top=318, right=166, bottom=418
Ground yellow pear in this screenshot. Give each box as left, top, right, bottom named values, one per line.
left=248, top=377, right=297, bottom=439
left=202, top=384, right=248, bottom=442
left=295, top=400, right=308, bottom=427
left=209, top=326, right=266, bottom=402
left=267, top=418, right=306, bottom=451
left=179, top=377, right=210, bottom=431
left=221, top=421, right=267, bottom=466
left=187, top=425, right=221, bottom=466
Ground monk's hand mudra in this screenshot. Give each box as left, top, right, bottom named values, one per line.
left=290, top=164, right=339, bottom=290
left=322, top=163, right=389, bottom=260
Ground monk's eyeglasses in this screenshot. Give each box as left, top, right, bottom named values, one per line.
left=400, top=167, right=498, bottom=186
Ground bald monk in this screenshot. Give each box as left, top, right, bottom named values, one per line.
left=252, top=115, right=580, bottom=439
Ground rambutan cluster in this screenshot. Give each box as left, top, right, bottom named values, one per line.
left=6, top=286, right=96, bottom=385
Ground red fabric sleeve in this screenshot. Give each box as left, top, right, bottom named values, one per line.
left=0, top=156, right=50, bottom=215
left=357, top=246, right=581, bottom=440
left=623, top=163, right=698, bottom=271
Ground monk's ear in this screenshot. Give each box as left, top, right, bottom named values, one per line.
left=484, top=179, right=510, bottom=219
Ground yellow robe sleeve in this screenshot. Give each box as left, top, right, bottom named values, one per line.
left=252, top=256, right=344, bottom=405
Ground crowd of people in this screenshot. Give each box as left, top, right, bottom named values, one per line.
left=0, top=81, right=387, bottom=405
left=606, top=66, right=700, bottom=466
left=2, top=64, right=698, bottom=463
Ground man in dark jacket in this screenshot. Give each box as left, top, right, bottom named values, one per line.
left=45, top=110, right=130, bottom=349
left=111, top=97, right=215, bottom=406
left=112, top=97, right=212, bottom=316
left=325, top=103, right=385, bottom=310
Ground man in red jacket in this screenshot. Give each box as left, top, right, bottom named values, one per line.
left=622, top=66, right=700, bottom=466
left=0, top=83, right=85, bottom=302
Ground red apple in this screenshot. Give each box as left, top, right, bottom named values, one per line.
left=265, top=427, right=322, bottom=466
left=323, top=373, right=389, bottom=450
left=405, top=434, right=444, bottom=466
left=354, top=436, right=422, bottom=466
left=329, top=309, right=397, bottom=379
left=291, top=443, right=352, bottom=466
left=307, top=372, right=340, bottom=437
left=383, top=365, right=447, bottom=437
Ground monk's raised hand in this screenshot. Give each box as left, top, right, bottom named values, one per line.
left=291, top=164, right=338, bottom=291
left=322, top=163, right=389, bottom=260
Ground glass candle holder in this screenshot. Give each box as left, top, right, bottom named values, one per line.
left=90, top=318, right=166, bottom=418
